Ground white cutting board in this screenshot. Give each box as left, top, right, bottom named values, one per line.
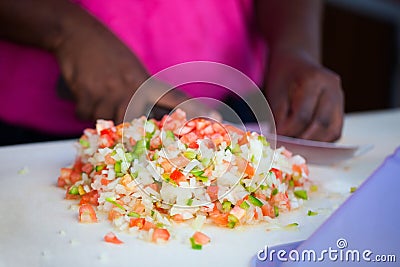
left=0, top=140, right=360, bottom=267
left=1, top=109, right=399, bottom=267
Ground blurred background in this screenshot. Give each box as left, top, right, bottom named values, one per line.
left=323, top=0, right=400, bottom=112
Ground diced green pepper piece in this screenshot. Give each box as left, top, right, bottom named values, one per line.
left=196, top=176, right=208, bottom=183
left=114, top=161, right=122, bottom=173
left=166, top=130, right=175, bottom=140
left=132, top=139, right=147, bottom=158
left=239, top=201, right=250, bottom=210
left=288, top=180, right=294, bottom=187
left=257, top=135, right=269, bottom=146
left=307, top=210, right=318, bottom=216
left=105, top=197, right=125, bottom=211
left=187, top=199, right=193, bottom=206
left=190, top=237, right=203, bottom=250
left=183, top=151, right=196, bottom=160
left=227, top=214, right=239, bottom=229
left=152, top=152, right=159, bottom=161
left=68, top=186, right=79, bottom=195
left=95, top=164, right=106, bottom=172
left=310, top=185, right=318, bottom=192
left=260, top=184, right=268, bottom=190
left=273, top=206, right=279, bottom=217
left=294, top=190, right=308, bottom=200
left=284, top=223, right=299, bottom=229
left=248, top=195, right=263, bottom=207
left=231, top=143, right=241, bottom=154
left=271, top=188, right=278, bottom=196
left=131, top=171, right=138, bottom=179
left=124, top=152, right=134, bottom=163
left=127, top=211, right=140, bottom=218
left=190, top=169, right=204, bottom=177
left=79, top=138, right=90, bottom=148
left=246, top=186, right=256, bottom=193
left=222, top=201, right=232, bottom=212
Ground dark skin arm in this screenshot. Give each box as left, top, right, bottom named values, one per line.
left=0, top=0, right=206, bottom=123
left=255, top=0, right=344, bottom=141
left=0, top=0, right=149, bottom=122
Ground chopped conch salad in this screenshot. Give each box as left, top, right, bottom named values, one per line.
left=57, top=109, right=312, bottom=249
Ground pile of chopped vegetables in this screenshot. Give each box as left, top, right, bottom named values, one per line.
left=57, top=109, right=312, bottom=249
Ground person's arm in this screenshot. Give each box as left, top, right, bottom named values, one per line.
left=0, top=0, right=150, bottom=122
left=0, top=0, right=88, bottom=51
left=255, top=0, right=344, bottom=141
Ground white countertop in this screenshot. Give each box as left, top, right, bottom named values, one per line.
left=0, top=109, right=399, bottom=267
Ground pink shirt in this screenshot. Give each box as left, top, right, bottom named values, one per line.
left=0, top=0, right=266, bottom=135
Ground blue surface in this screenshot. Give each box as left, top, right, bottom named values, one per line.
left=252, top=147, right=400, bottom=266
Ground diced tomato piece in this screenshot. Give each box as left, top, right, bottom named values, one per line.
left=129, top=218, right=145, bottom=228
left=100, top=128, right=117, bottom=140
left=293, top=164, right=309, bottom=176
left=171, top=214, right=184, bottom=222
left=170, top=156, right=190, bottom=169
left=58, top=168, right=72, bottom=187
left=79, top=204, right=97, bottom=223
left=180, top=132, right=198, bottom=146
left=159, top=115, right=170, bottom=129
left=245, top=162, right=255, bottom=177
left=72, top=158, right=83, bottom=172
left=270, top=168, right=283, bottom=180
left=176, top=125, right=195, bottom=136
left=195, top=119, right=208, bottom=130
left=142, top=220, right=156, bottom=231
left=101, top=178, right=111, bottom=186
left=146, top=183, right=160, bottom=193
left=212, top=123, right=226, bottom=134
left=96, top=120, right=114, bottom=134
left=81, top=163, right=93, bottom=174
left=99, top=134, right=114, bottom=148
left=206, top=185, right=219, bottom=202
left=104, top=232, right=123, bottom=244
left=152, top=228, right=170, bottom=242
left=108, top=209, right=123, bottom=221
left=170, top=169, right=186, bottom=183
left=188, top=142, right=199, bottom=149
left=293, top=179, right=304, bottom=187
left=192, top=231, right=211, bottom=245
left=70, top=170, right=82, bottom=184
left=210, top=133, right=224, bottom=146
left=223, top=124, right=248, bottom=145
left=150, top=136, right=162, bottom=149
left=105, top=153, right=116, bottom=165
left=261, top=203, right=275, bottom=218
left=236, top=157, right=254, bottom=177
left=79, top=190, right=99, bottom=206
left=160, top=160, right=173, bottom=173
left=116, top=122, right=130, bottom=137
left=210, top=212, right=229, bottom=226
left=270, top=192, right=291, bottom=211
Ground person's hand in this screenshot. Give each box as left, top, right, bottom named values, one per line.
left=54, top=14, right=150, bottom=123
left=54, top=12, right=220, bottom=124
left=263, top=50, right=344, bottom=142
